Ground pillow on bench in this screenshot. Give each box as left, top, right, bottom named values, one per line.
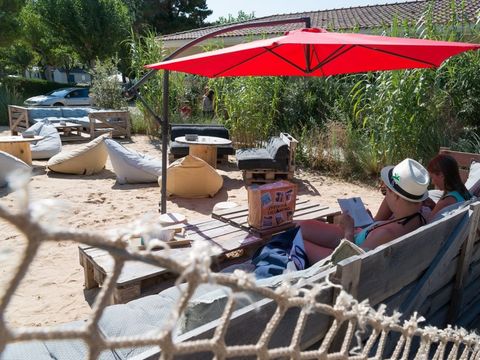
left=236, top=136, right=289, bottom=171
left=465, top=161, right=480, bottom=196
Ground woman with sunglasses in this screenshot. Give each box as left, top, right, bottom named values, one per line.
left=298, top=158, right=430, bottom=264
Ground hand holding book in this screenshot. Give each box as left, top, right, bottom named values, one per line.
left=337, top=197, right=374, bottom=228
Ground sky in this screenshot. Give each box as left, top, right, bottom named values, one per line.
left=206, top=0, right=415, bottom=21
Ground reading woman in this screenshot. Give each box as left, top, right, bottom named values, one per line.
left=298, top=158, right=430, bottom=264
left=374, top=154, right=472, bottom=222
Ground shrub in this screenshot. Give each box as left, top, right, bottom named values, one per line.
left=0, top=84, right=23, bottom=126
left=89, top=58, right=127, bottom=109
left=0, top=76, right=69, bottom=100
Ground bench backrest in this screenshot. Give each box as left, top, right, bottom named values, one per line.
left=170, top=124, right=230, bottom=141
left=439, top=147, right=480, bottom=183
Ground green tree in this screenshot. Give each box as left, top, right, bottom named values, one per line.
left=215, top=10, right=256, bottom=25
left=22, top=0, right=132, bottom=67
left=133, top=0, right=212, bottom=34
left=0, top=0, right=25, bottom=46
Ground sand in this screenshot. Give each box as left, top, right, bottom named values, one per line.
left=0, top=127, right=383, bottom=328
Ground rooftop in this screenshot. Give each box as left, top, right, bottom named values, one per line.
left=160, top=0, right=480, bottom=41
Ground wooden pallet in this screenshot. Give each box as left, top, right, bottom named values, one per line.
left=78, top=219, right=262, bottom=304
left=243, top=169, right=294, bottom=185
left=212, top=198, right=341, bottom=238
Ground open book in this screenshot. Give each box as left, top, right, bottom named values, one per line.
left=337, top=197, right=374, bottom=227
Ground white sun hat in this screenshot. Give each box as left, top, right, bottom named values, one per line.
left=380, top=158, right=430, bottom=202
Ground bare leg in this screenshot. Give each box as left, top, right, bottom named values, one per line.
left=296, top=220, right=345, bottom=248
left=303, top=241, right=334, bottom=264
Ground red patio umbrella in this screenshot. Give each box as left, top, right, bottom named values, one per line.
left=147, top=28, right=480, bottom=77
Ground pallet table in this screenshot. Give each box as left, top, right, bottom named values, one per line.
left=78, top=218, right=262, bottom=304
left=212, top=198, right=341, bottom=237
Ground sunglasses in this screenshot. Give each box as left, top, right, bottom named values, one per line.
left=380, top=185, right=387, bottom=196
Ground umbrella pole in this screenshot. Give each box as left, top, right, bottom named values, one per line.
left=160, top=71, right=169, bottom=214
left=127, top=16, right=312, bottom=214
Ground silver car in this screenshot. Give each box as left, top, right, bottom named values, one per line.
left=24, top=87, right=92, bottom=106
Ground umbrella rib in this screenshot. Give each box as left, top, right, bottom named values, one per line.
left=357, top=45, right=437, bottom=67
left=265, top=47, right=308, bottom=73
left=212, top=48, right=273, bottom=77
left=310, top=45, right=354, bottom=73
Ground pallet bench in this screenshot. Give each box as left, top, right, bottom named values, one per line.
left=8, top=105, right=131, bottom=141
left=78, top=218, right=262, bottom=304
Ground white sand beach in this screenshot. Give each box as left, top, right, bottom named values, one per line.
left=0, top=127, right=383, bottom=328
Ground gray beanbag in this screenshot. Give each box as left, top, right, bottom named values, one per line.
left=105, top=139, right=162, bottom=184
left=0, top=151, right=31, bottom=187
left=27, top=122, right=62, bottom=160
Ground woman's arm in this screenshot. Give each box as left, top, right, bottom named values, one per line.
left=427, top=196, right=457, bottom=221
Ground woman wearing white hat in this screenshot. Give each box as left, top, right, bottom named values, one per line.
left=299, top=158, right=430, bottom=264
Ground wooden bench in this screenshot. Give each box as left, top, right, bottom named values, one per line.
left=132, top=200, right=480, bottom=359
left=237, top=133, right=298, bottom=185
left=8, top=105, right=131, bottom=141
left=439, top=147, right=480, bottom=182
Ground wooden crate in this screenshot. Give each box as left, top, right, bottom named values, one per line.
left=243, top=169, right=294, bottom=185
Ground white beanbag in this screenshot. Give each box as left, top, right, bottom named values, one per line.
left=162, top=155, right=223, bottom=198
left=104, top=139, right=162, bottom=184
left=47, top=134, right=109, bottom=175
left=0, top=151, right=31, bottom=187
left=27, top=122, right=62, bottom=160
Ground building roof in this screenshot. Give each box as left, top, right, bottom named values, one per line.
left=160, top=0, right=480, bottom=42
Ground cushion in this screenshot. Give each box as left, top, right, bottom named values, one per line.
left=0, top=151, right=31, bottom=187
left=236, top=147, right=287, bottom=171
left=28, top=108, right=63, bottom=120
left=170, top=124, right=230, bottom=141
left=105, top=138, right=162, bottom=184
left=266, top=137, right=289, bottom=160
left=162, top=155, right=223, bottom=198
left=47, top=134, right=109, bottom=175
left=27, top=122, right=62, bottom=160
left=33, top=116, right=65, bottom=124
left=465, top=161, right=480, bottom=196
left=61, top=108, right=92, bottom=118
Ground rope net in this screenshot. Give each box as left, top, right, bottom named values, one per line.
left=1, top=172, right=479, bottom=360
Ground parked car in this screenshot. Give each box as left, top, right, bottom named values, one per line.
left=24, top=87, right=92, bottom=106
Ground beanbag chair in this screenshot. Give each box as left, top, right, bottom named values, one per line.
left=26, top=122, right=62, bottom=160
left=47, top=134, right=109, bottom=175
left=162, top=155, right=223, bottom=198
left=0, top=151, right=31, bottom=187
left=104, top=139, right=162, bottom=184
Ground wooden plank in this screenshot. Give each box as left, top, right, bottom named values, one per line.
left=335, top=255, right=362, bottom=298
left=447, top=203, right=480, bottom=323
left=397, top=210, right=470, bottom=321
left=355, top=208, right=468, bottom=306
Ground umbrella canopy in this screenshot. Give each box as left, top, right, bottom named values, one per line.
left=147, top=28, right=480, bottom=77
